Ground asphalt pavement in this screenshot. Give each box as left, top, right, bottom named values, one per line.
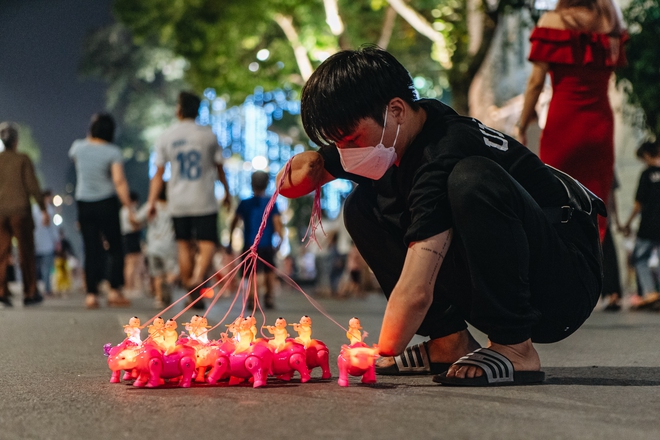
left=1, top=286, right=659, bottom=440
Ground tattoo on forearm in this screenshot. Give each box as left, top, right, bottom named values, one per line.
left=421, top=230, right=452, bottom=286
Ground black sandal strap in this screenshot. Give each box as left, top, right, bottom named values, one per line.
left=394, top=342, right=430, bottom=373
left=452, top=348, right=514, bottom=384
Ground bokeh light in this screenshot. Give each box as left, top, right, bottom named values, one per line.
left=252, top=155, right=268, bottom=170
left=256, top=49, right=270, bottom=61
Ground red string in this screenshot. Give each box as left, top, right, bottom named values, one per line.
left=258, top=255, right=347, bottom=332
left=141, top=158, right=346, bottom=339
left=302, top=185, right=325, bottom=249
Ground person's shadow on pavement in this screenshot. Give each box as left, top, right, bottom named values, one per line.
left=543, top=366, right=660, bottom=386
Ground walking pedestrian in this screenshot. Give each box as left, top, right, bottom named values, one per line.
left=228, top=170, right=283, bottom=309
left=147, top=91, right=230, bottom=310
left=0, top=122, right=48, bottom=307
left=621, top=141, right=660, bottom=310
left=69, top=113, right=132, bottom=309
left=32, top=189, right=59, bottom=297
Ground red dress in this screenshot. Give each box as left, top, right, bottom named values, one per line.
left=528, top=28, right=627, bottom=239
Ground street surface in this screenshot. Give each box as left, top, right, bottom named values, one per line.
left=1, top=287, right=659, bottom=440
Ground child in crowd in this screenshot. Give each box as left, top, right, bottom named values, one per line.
left=228, top=171, right=283, bottom=309
left=53, top=230, right=75, bottom=295
left=120, top=192, right=146, bottom=295
left=32, top=190, right=59, bottom=296
left=622, top=141, right=660, bottom=310
left=136, top=184, right=178, bottom=308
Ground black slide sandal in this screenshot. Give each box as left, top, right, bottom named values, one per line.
left=432, top=347, right=545, bottom=386
left=376, top=342, right=452, bottom=375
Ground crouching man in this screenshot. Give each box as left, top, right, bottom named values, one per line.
left=278, top=47, right=604, bottom=386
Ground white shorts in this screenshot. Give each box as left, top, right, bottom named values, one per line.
left=147, top=254, right=178, bottom=277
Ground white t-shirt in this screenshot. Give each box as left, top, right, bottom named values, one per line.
left=136, top=202, right=177, bottom=258
left=154, top=120, right=223, bottom=216
left=69, top=139, right=124, bottom=202
left=32, top=203, right=59, bottom=255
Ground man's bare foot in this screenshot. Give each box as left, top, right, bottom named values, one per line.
left=375, top=329, right=480, bottom=369
left=445, top=339, right=541, bottom=379
left=426, top=330, right=481, bottom=363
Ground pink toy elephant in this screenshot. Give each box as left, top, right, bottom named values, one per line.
left=188, top=341, right=223, bottom=383
left=106, top=340, right=141, bottom=383
left=337, top=342, right=379, bottom=387
left=132, top=343, right=197, bottom=388
left=206, top=340, right=273, bottom=388
left=304, top=339, right=332, bottom=380
left=269, top=339, right=311, bottom=382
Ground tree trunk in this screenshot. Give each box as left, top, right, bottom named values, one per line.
left=448, top=4, right=500, bottom=115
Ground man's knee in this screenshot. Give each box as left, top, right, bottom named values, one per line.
left=447, top=156, right=500, bottom=203
left=343, top=186, right=371, bottom=237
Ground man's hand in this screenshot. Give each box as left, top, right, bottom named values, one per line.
left=378, top=230, right=453, bottom=356
left=278, top=151, right=334, bottom=198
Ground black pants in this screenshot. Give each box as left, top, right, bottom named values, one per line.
left=77, top=197, right=125, bottom=295
left=344, top=156, right=602, bottom=345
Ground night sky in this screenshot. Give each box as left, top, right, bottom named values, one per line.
left=0, top=0, right=114, bottom=192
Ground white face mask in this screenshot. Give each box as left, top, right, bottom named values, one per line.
left=337, top=107, right=400, bottom=180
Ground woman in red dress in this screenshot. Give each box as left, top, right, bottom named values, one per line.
left=517, top=0, right=626, bottom=240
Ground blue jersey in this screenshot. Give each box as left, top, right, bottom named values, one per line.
left=236, top=196, right=280, bottom=249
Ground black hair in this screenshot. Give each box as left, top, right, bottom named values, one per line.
left=251, top=170, right=270, bottom=192
left=301, top=46, right=419, bottom=147
left=89, top=113, right=115, bottom=142
left=0, top=121, right=19, bottom=150
left=636, top=141, right=660, bottom=159
left=178, top=91, right=201, bottom=119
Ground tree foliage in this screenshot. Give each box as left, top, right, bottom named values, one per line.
left=616, top=0, right=660, bottom=137
left=80, top=23, right=189, bottom=156
left=113, top=0, right=525, bottom=114
left=16, top=124, right=41, bottom=165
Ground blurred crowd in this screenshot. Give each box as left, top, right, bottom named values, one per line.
left=0, top=93, right=377, bottom=311
left=1, top=0, right=658, bottom=315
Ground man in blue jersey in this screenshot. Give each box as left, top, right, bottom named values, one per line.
left=147, top=91, right=230, bottom=310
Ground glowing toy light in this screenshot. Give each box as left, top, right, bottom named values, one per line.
left=162, top=319, right=179, bottom=354
left=202, top=287, right=215, bottom=298
left=103, top=160, right=359, bottom=389
left=337, top=317, right=380, bottom=387
left=123, top=317, right=142, bottom=345
left=266, top=317, right=289, bottom=352
left=291, top=315, right=312, bottom=347
left=291, top=316, right=332, bottom=379
left=147, top=317, right=166, bottom=349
